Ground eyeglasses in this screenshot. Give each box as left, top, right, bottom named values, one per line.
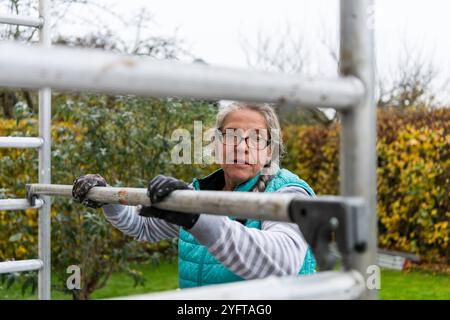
left=217, top=129, right=271, bottom=150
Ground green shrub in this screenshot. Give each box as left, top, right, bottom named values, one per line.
left=283, top=107, right=449, bottom=263
left=0, top=94, right=217, bottom=298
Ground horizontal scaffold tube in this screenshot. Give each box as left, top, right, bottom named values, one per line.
left=26, top=183, right=362, bottom=223
left=113, top=270, right=366, bottom=300
left=0, top=43, right=364, bottom=110
left=0, top=259, right=43, bottom=274
left=0, top=137, right=44, bottom=148
left=0, top=14, right=43, bottom=27
left=27, top=184, right=294, bottom=222
left=0, top=198, right=44, bottom=210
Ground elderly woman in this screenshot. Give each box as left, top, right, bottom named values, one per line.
left=72, top=102, right=316, bottom=288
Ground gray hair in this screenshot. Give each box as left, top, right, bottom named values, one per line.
left=215, top=102, right=285, bottom=192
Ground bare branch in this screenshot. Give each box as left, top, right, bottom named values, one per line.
left=378, top=41, right=438, bottom=109
left=240, top=22, right=337, bottom=126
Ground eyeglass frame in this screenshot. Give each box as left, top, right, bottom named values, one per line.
left=215, top=128, right=271, bottom=150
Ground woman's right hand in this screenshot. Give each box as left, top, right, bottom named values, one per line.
left=72, top=174, right=108, bottom=208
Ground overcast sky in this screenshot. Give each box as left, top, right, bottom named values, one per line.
left=2, top=0, right=449, bottom=103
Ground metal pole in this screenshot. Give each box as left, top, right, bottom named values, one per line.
left=339, top=0, right=377, bottom=299
left=0, top=198, right=44, bottom=210
left=38, top=0, right=51, bottom=300
left=114, top=271, right=365, bottom=300
left=26, top=183, right=364, bottom=224
left=26, top=184, right=299, bottom=222
left=0, top=43, right=364, bottom=110
left=0, top=137, right=44, bottom=148
left=0, top=14, right=43, bottom=28
left=0, top=259, right=43, bottom=274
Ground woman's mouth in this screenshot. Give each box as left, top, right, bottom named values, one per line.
left=232, top=160, right=251, bottom=165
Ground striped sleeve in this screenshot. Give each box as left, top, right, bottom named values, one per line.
left=187, top=186, right=311, bottom=280
left=102, top=203, right=179, bottom=242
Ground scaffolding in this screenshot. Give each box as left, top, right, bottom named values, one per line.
left=0, top=0, right=377, bottom=299
left=0, top=0, right=51, bottom=300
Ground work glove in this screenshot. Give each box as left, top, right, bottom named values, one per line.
left=72, top=173, right=108, bottom=208
left=138, top=175, right=199, bottom=229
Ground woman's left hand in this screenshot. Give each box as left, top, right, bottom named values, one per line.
left=138, top=175, right=199, bottom=229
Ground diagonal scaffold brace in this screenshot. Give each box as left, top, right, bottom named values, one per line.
left=26, top=183, right=368, bottom=271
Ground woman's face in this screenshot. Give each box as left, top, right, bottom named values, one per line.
left=218, top=109, right=272, bottom=188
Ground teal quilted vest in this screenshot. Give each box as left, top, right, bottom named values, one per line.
left=178, top=167, right=317, bottom=288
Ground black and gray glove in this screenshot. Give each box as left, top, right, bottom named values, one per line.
left=72, top=174, right=108, bottom=208
left=138, top=175, right=199, bottom=229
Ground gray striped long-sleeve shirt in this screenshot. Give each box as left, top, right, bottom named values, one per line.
left=102, top=186, right=311, bottom=280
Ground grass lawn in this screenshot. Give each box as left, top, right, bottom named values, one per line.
left=379, top=268, right=450, bottom=300
left=0, top=259, right=179, bottom=300
left=1, top=260, right=448, bottom=300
